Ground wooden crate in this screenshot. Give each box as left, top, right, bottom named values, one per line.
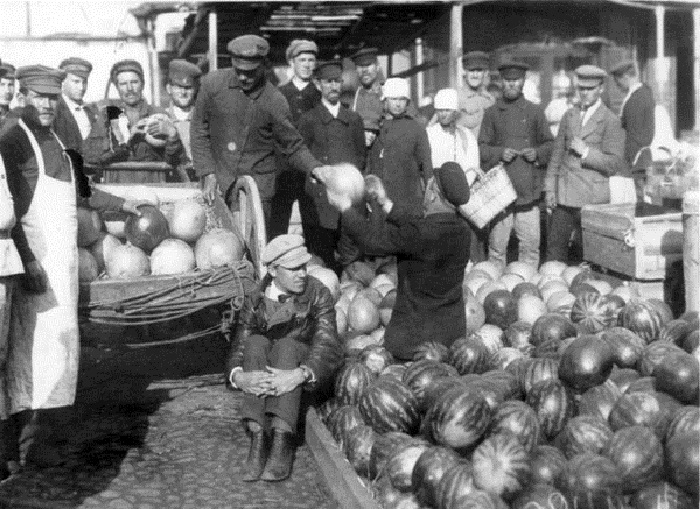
left=581, top=203, right=684, bottom=280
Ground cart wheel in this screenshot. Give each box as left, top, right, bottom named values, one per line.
left=232, top=176, right=267, bottom=279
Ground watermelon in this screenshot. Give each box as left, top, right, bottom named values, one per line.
left=658, top=319, right=692, bottom=346
left=481, top=369, right=523, bottom=402
left=530, top=314, right=576, bottom=347
left=484, top=290, right=518, bottom=329
left=619, top=300, right=670, bottom=343
left=402, top=360, right=459, bottom=412
left=522, top=357, right=559, bottom=395
left=665, top=406, right=700, bottom=444
left=491, top=347, right=525, bottom=371
left=599, top=327, right=645, bottom=369
left=462, top=376, right=509, bottom=410
left=412, top=341, right=449, bottom=363
left=344, top=424, right=375, bottom=478
left=334, top=361, right=375, bottom=405
left=473, top=325, right=505, bottom=355
left=368, top=431, right=416, bottom=480
left=317, top=398, right=341, bottom=425
left=530, top=445, right=566, bottom=485
left=512, top=282, right=540, bottom=301
left=665, top=431, right=699, bottom=496
left=559, top=453, right=623, bottom=509
left=386, top=441, right=430, bottom=491
left=448, top=336, right=490, bottom=375
left=423, top=384, right=492, bottom=450
left=603, top=425, right=664, bottom=493
left=327, top=404, right=364, bottom=450
left=358, top=345, right=393, bottom=375
left=452, top=490, right=509, bottom=509
left=436, top=462, right=476, bottom=509
left=511, top=483, right=568, bottom=509
left=504, top=321, right=534, bottom=356
left=683, top=329, right=699, bottom=354
left=629, top=481, right=696, bottom=509
left=380, top=364, right=407, bottom=382
left=533, top=337, right=564, bottom=359
left=571, top=291, right=617, bottom=333
left=465, top=291, right=487, bottom=335
left=608, top=391, right=668, bottom=437
left=577, top=380, right=622, bottom=421
left=377, top=489, right=422, bottom=509
left=626, top=376, right=658, bottom=394
left=602, top=294, right=626, bottom=322
left=654, top=351, right=699, bottom=404
left=358, top=378, right=420, bottom=434
left=562, top=415, right=613, bottom=459
left=558, top=335, right=615, bottom=392
left=525, top=380, right=575, bottom=440
left=647, top=298, right=673, bottom=324
left=489, top=401, right=541, bottom=452
left=472, top=433, right=531, bottom=500
left=411, top=446, right=461, bottom=507
left=607, top=367, right=641, bottom=393
left=638, top=341, right=685, bottom=377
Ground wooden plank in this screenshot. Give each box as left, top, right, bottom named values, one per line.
left=305, top=408, right=380, bottom=509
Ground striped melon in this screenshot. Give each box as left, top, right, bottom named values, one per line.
left=358, top=378, right=420, bottom=435
left=525, top=380, right=575, bottom=440
left=603, top=425, right=663, bottom=493
left=472, top=433, right=531, bottom=500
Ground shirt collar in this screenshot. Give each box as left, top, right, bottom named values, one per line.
left=291, top=76, right=311, bottom=91
left=583, top=98, right=602, bottom=114
left=322, top=98, right=340, bottom=117
left=623, top=82, right=643, bottom=103
left=266, top=280, right=289, bottom=302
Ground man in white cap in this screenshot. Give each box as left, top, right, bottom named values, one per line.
left=366, top=77, right=432, bottom=218
left=226, top=234, right=341, bottom=482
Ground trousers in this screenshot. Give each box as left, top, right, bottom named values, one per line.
left=488, top=202, right=540, bottom=267
left=546, top=205, right=582, bottom=263
left=240, top=335, right=310, bottom=431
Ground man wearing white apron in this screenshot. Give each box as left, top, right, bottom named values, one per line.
left=0, top=65, right=144, bottom=469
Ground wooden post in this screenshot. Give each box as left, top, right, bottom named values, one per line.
left=208, top=9, right=218, bottom=72
left=449, top=3, right=463, bottom=89
left=694, top=9, right=700, bottom=131
left=148, top=18, right=161, bottom=107
left=655, top=6, right=669, bottom=115
left=415, top=37, right=424, bottom=103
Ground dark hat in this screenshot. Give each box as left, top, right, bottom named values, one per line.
left=110, top=60, right=144, bottom=84
left=462, top=51, right=490, bottom=71
left=575, top=64, right=607, bottom=87
left=609, top=59, right=636, bottom=76
left=316, top=60, right=343, bottom=81
left=262, top=234, right=311, bottom=268
left=16, top=65, right=65, bottom=94
left=352, top=48, right=379, bottom=66
left=286, top=39, right=318, bottom=61
left=228, top=34, right=269, bottom=70
left=168, top=59, right=202, bottom=87
left=59, top=57, right=92, bottom=79
left=498, top=59, right=529, bottom=79
left=0, top=62, right=15, bottom=79
left=436, top=162, right=470, bottom=207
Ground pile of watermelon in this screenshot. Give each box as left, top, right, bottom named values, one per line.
left=315, top=258, right=699, bottom=509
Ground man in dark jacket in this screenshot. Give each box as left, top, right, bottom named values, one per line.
left=479, top=60, right=553, bottom=267
left=298, top=60, right=365, bottom=272
left=326, top=163, right=470, bottom=360
left=226, top=234, right=341, bottom=482
left=54, top=58, right=96, bottom=154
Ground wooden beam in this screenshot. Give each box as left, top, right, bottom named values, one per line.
left=449, top=3, right=463, bottom=89
left=208, top=9, right=218, bottom=71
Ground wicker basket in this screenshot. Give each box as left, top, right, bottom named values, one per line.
left=461, top=164, right=517, bottom=228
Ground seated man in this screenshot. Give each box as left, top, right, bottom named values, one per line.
left=326, top=163, right=471, bottom=360
left=226, top=234, right=342, bottom=482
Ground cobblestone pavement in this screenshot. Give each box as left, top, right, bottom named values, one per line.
left=0, top=319, right=337, bottom=509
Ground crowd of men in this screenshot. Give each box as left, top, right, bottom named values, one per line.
left=0, top=32, right=655, bottom=482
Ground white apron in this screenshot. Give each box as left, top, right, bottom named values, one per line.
left=8, top=120, right=79, bottom=414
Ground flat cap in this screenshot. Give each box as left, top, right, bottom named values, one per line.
left=434, top=88, right=459, bottom=110
left=0, top=62, right=15, bottom=79
left=462, top=51, right=490, bottom=71
left=168, top=59, right=202, bottom=87
left=16, top=65, right=65, bottom=94
left=110, top=60, right=144, bottom=84
left=228, top=35, right=269, bottom=70
left=609, top=59, right=636, bottom=76
left=316, top=60, right=343, bottom=81
left=352, top=48, right=378, bottom=66
left=575, top=64, right=607, bottom=87
left=498, top=59, right=530, bottom=79
left=436, top=162, right=470, bottom=207
left=262, top=234, right=312, bottom=268
left=59, top=57, right=92, bottom=79
left=382, top=77, right=410, bottom=100
left=286, top=39, right=318, bottom=61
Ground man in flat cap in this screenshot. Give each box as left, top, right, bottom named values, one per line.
left=191, top=34, right=325, bottom=237
left=165, top=59, right=202, bottom=181
left=269, top=39, right=321, bottom=242
left=610, top=59, right=654, bottom=203
left=545, top=65, right=625, bottom=263
left=298, top=60, right=365, bottom=273
left=226, top=233, right=341, bottom=482
left=350, top=48, right=384, bottom=129
left=0, top=63, right=15, bottom=127
left=0, top=65, right=145, bottom=469
left=479, top=59, right=553, bottom=268
left=53, top=57, right=96, bottom=154
left=457, top=51, right=495, bottom=138
left=325, top=162, right=470, bottom=360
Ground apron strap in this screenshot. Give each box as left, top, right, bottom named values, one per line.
left=17, top=119, right=74, bottom=184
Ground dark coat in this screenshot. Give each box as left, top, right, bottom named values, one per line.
left=479, top=96, right=553, bottom=205
left=278, top=81, right=321, bottom=127
left=53, top=97, right=97, bottom=153
left=191, top=70, right=319, bottom=201
left=298, top=103, right=366, bottom=229
left=621, top=84, right=655, bottom=171
left=366, top=115, right=433, bottom=217
left=226, top=275, right=342, bottom=390
left=343, top=201, right=470, bottom=361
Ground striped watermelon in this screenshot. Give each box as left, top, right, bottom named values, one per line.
left=530, top=445, right=566, bottom=485
left=625, top=376, right=657, bottom=394
left=577, top=380, right=622, bottom=421
left=472, top=433, right=531, bottom=500
left=665, top=431, right=700, bottom=496
left=343, top=424, right=375, bottom=478
left=327, top=404, right=364, bottom=451
left=412, top=341, right=449, bottom=363
left=386, top=441, right=430, bottom=492
left=560, top=453, right=623, bottom=509
left=462, top=376, right=507, bottom=411
left=619, top=300, right=670, bottom=343
left=491, top=347, right=526, bottom=371
left=489, top=401, right=541, bottom=452
left=599, top=327, right=645, bottom=369
left=608, top=391, right=667, bottom=436
left=522, top=357, right=559, bottom=395
left=562, top=415, right=613, bottom=459
left=658, top=319, right=692, bottom=346
left=637, top=341, right=684, bottom=376
left=402, top=360, right=459, bottom=412
left=655, top=351, right=699, bottom=403
left=421, top=377, right=466, bottom=416
left=571, top=291, right=617, bottom=334
left=504, top=321, right=533, bottom=356
left=369, top=431, right=419, bottom=480
left=481, top=369, right=523, bottom=402
left=380, top=363, right=407, bottom=382
left=359, top=344, right=394, bottom=375
left=665, top=405, right=700, bottom=444
left=448, top=336, right=490, bottom=375
left=530, top=313, right=577, bottom=347
left=630, top=481, right=696, bottom=509
left=317, top=398, right=341, bottom=425
left=525, top=380, right=575, bottom=440
left=511, top=483, right=568, bottom=509
left=436, top=462, right=477, bottom=509
left=334, top=361, right=375, bottom=405
left=607, top=367, right=640, bottom=393
left=452, top=490, right=509, bottom=509
left=424, top=384, right=492, bottom=450
left=558, top=334, right=615, bottom=392
left=411, top=446, right=461, bottom=507
left=358, top=378, right=420, bottom=435
left=604, top=425, right=663, bottom=493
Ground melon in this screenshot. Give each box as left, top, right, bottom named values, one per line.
left=370, top=274, right=395, bottom=291
left=90, top=232, right=122, bottom=272
left=194, top=228, right=245, bottom=269
left=489, top=400, right=541, bottom=452
left=517, top=295, right=547, bottom=325
left=124, top=205, right=169, bottom=253
left=347, top=295, right=380, bottom=333
left=499, top=273, right=524, bottom=292
left=603, top=425, right=663, bottom=493
left=168, top=198, right=206, bottom=242
left=472, top=260, right=503, bottom=281
left=504, top=261, right=537, bottom=281
left=463, top=270, right=493, bottom=297
left=105, top=243, right=150, bottom=279
left=324, top=163, right=365, bottom=204
left=78, top=248, right=99, bottom=282
left=539, top=260, right=567, bottom=277
left=335, top=361, right=375, bottom=405
left=308, top=267, right=340, bottom=301
left=358, top=378, right=420, bottom=434
left=472, top=433, right=530, bottom=500
left=77, top=208, right=103, bottom=247
left=150, top=238, right=196, bottom=275
left=475, top=324, right=505, bottom=356
left=476, top=280, right=508, bottom=306
left=411, top=446, right=461, bottom=507
left=465, top=292, right=486, bottom=334
left=336, top=308, right=348, bottom=334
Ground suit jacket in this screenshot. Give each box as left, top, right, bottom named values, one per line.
left=298, top=103, right=365, bottom=229
left=53, top=97, right=98, bottom=153
left=545, top=102, right=626, bottom=208
left=621, top=84, right=655, bottom=170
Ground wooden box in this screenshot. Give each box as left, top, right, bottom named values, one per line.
left=581, top=203, right=684, bottom=280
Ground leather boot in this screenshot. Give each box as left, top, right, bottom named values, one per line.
left=242, top=428, right=267, bottom=482
left=260, top=430, right=294, bottom=482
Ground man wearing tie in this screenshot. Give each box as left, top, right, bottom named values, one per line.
left=54, top=58, right=95, bottom=153
left=545, top=65, right=626, bottom=263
